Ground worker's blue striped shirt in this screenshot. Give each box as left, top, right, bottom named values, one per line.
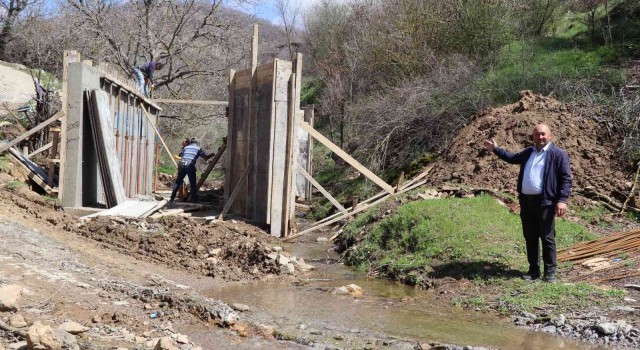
left=179, top=144, right=205, bottom=167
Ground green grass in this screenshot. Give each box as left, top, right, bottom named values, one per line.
left=475, top=36, right=628, bottom=105
left=338, top=195, right=619, bottom=313
left=5, top=180, right=26, bottom=190
left=0, top=155, right=9, bottom=173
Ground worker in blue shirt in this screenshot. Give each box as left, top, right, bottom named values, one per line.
left=484, top=124, right=572, bottom=283
left=133, top=61, right=164, bottom=97
left=168, top=138, right=212, bottom=206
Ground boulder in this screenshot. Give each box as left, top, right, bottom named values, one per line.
left=57, top=321, right=89, bottom=335
left=280, top=263, right=295, bottom=275
left=154, top=337, right=178, bottom=350
left=597, top=322, right=618, bottom=335
left=331, top=284, right=364, bottom=296
left=276, top=254, right=290, bottom=266
left=0, top=285, right=23, bottom=311
left=9, top=314, right=28, bottom=328
left=26, top=323, right=79, bottom=350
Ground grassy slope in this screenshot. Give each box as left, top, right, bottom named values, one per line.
left=339, top=195, right=624, bottom=313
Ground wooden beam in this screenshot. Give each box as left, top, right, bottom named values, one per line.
left=298, top=120, right=394, bottom=194
left=151, top=99, right=228, bottom=105
left=2, top=103, right=27, bottom=133
left=140, top=105, right=178, bottom=169
left=196, top=142, right=227, bottom=190
left=0, top=112, right=62, bottom=155
left=27, top=142, right=52, bottom=158
left=219, top=163, right=253, bottom=221
left=284, top=178, right=427, bottom=241
left=6, top=151, right=54, bottom=194
left=251, top=23, right=259, bottom=71
left=297, top=164, right=346, bottom=214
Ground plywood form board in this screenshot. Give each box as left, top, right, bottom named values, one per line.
left=89, top=90, right=127, bottom=207
left=304, top=106, right=314, bottom=199
left=268, top=59, right=293, bottom=237
left=253, top=62, right=275, bottom=223
left=228, top=75, right=251, bottom=216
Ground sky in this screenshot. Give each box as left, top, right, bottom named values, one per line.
left=227, top=0, right=326, bottom=25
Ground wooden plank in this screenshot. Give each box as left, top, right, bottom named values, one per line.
left=196, top=142, right=227, bottom=190
left=254, top=61, right=276, bottom=223
left=297, top=164, right=346, bottom=214
left=219, top=163, right=253, bottom=221
left=140, top=105, right=178, bottom=168
left=27, top=142, right=52, bottom=158
left=0, top=112, right=63, bottom=155
left=2, top=103, right=27, bottom=133
left=299, top=120, right=394, bottom=194
left=47, top=130, right=59, bottom=188
left=101, top=76, right=162, bottom=111
left=151, top=99, right=228, bottom=105
left=248, top=23, right=259, bottom=219
left=251, top=24, right=259, bottom=70
left=284, top=178, right=427, bottom=241
left=282, top=74, right=297, bottom=236
left=6, top=151, right=54, bottom=194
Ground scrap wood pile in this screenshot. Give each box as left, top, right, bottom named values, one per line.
left=558, top=228, right=640, bottom=283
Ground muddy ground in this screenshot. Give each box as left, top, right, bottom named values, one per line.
left=0, top=163, right=491, bottom=350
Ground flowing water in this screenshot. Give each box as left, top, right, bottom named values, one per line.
left=206, top=239, right=604, bottom=349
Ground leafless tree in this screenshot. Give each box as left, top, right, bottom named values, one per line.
left=0, top=0, right=41, bottom=59
left=275, top=0, right=300, bottom=61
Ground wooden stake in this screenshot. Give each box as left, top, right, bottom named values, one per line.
left=297, top=164, right=346, bottom=214
left=140, top=105, right=178, bottom=168
left=299, top=121, right=394, bottom=194
left=219, top=163, right=253, bottom=221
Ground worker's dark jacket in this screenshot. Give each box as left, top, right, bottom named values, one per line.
left=493, top=143, right=572, bottom=206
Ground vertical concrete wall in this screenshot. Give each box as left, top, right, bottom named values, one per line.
left=62, top=63, right=160, bottom=208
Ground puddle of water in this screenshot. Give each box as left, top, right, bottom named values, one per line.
left=205, top=241, right=604, bottom=350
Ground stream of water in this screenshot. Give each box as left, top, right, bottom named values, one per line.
left=205, top=239, right=604, bottom=349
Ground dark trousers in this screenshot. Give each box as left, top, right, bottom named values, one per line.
left=170, top=165, right=197, bottom=202
left=519, top=195, right=557, bottom=276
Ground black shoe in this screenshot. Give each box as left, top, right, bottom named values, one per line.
left=522, top=273, right=540, bottom=281
left=543, top=274, right=557, bottom=283
left=166, top=201, right=175, bottom=209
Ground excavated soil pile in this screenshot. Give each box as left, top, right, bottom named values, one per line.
left=0, top=170, right=291, bottom=283
left=77, top=216, right=284, bottom=281
left=428, top=91, right=630, bottom=205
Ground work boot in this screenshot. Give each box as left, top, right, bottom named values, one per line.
left=166, top=200, right=175, bottom=209
left=522, top=270, right=540, bottom=281
left=543, top=274, right=557, bottom=283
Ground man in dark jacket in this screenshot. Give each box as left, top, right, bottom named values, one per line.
left=133, top=61, right=164, bottom=97
left=484, top=124, right=572, bottom=283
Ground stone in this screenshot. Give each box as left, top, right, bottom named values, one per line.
left=8, top=342, right=27, bottom=350
left=223, top=312, right=238, bottom=326
left=154, top=337, right=179, bottom=350
left=316, top=237, right=328, bottom=242
left=0, top=285, right=23, bottom=311
left=276, top=254, right=290, bottom=266
left=346, top=284, right=364, bottom=296
left=176, top=334, right=188, bottom=344
left=272, top=246, right=283, bottom=252
left=280, top=263, right=295, bottom=275
left=266, top=253, right=278, bottom=261
left=208, top=248, right=222, bottom=256
left=541, top=325, right=557, bottom=334
left=26, top=323, right=79, bottom=350
left=91, top=315, right=101, bottom=323
left=610, top=306, right=635, bottom=312
left=231, top=303, right=250, bottom=312
left=58, top=321, right=89, bottom=334
left=294, top=258, right=316, bottom=272
left=551, top=314, right=566, bottom=327
left=9, top=314, right=28, bottom=328
left=597, top=322, right=619, bottom=335
left=624, top=297, right=637, bottom=303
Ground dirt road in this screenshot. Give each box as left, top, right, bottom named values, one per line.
left=0, top=61, right=34, bottom=112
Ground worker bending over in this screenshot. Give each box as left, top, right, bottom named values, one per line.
left=168, top=138, right=212, bottom=206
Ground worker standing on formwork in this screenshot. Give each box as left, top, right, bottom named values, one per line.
left=133, top=61, right=164, bottom=97
left=168, top=138, right=212, bottom=207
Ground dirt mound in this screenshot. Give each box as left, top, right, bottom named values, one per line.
left=0, top=166, right=300, bottom=284
left=428, top=91, right=630, bottom=204
left=77, top=216, right=285, bottom=281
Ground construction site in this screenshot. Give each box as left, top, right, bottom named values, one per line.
left=2, top=18, right=640, bottom=350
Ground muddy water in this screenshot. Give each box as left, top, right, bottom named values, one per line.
left=206, top=241, right=603, bottom=349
